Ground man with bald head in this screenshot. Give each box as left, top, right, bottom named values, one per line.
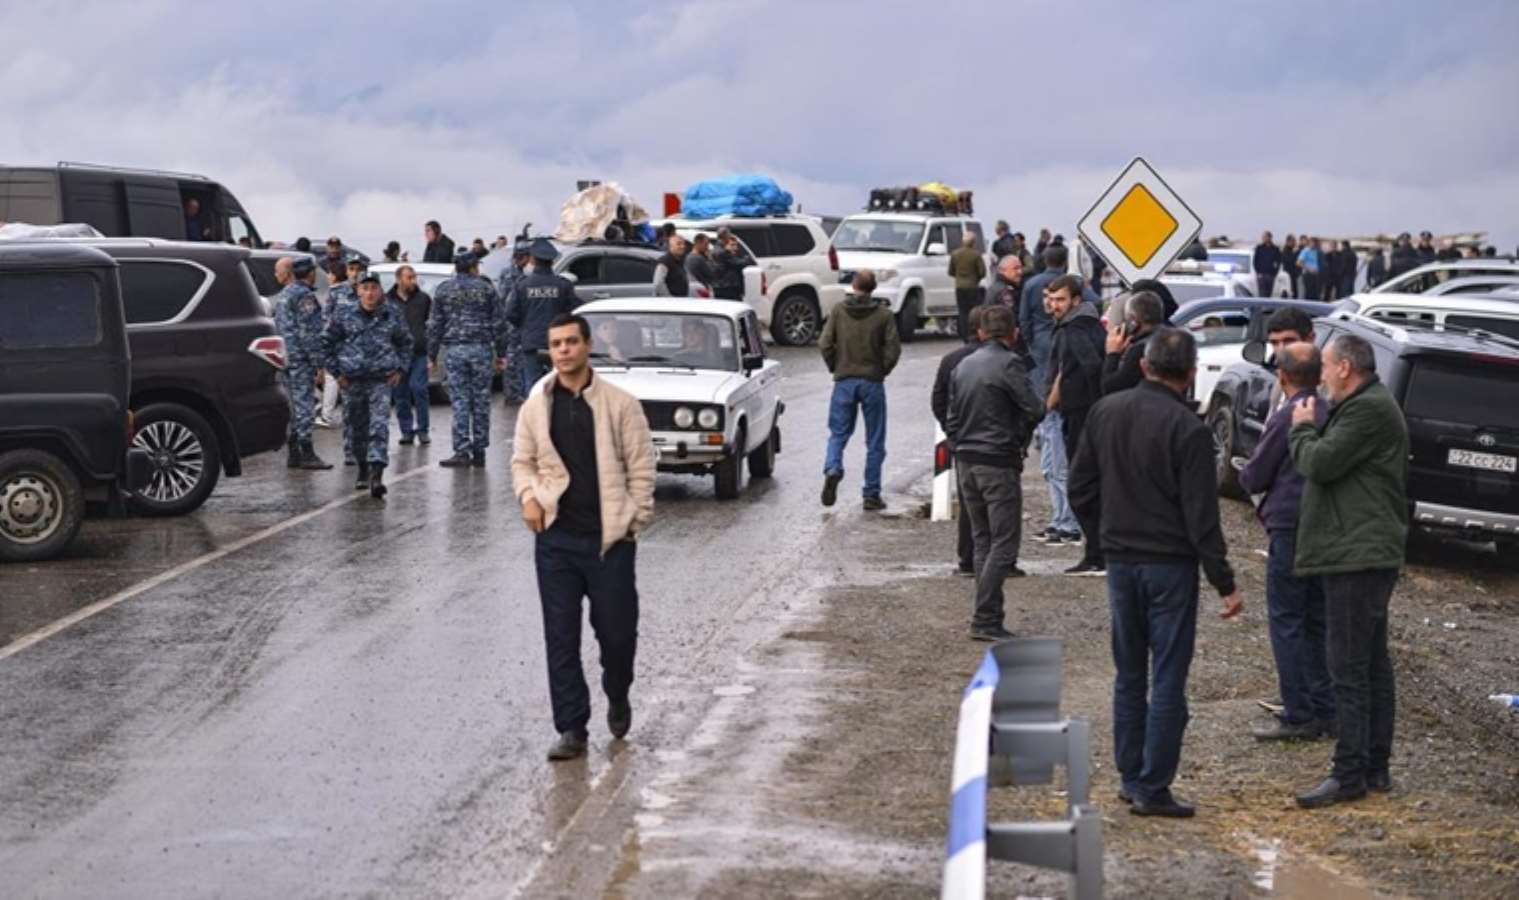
left=1240, top=342, right=1332, bottom=743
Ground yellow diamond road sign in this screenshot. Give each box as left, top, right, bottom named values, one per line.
left=1078, top=158, right=1202, bottom=286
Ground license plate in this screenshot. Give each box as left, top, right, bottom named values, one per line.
left=1447, top=448, right=1518, bottom=473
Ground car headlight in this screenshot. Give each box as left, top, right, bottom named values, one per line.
left=878, top=269, right=899, bottom=283
left=673, top=406, right=695, bottom=429
left=697, top=408, right=720, bottom=430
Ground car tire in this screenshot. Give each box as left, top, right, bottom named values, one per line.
left=1208, top=401, right=1244, bottom=499
left=771, top=291, right=821, bottom=346
left=129, top=402, right=221, bottom=517
left=748, top=425, right=778, bottom=479
left=0, top=448, right=84, bottom=563
left=714, top=425, right=746, bottom=500
left=1496, top=538, right=1519, bottom=568
left=896, top=292, right=920, bottom=344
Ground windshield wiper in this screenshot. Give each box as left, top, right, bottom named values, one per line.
left=627, top=354, right=697, bottom=370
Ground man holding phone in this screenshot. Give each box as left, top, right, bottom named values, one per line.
left=1101, top=291, right=1166, bottom=396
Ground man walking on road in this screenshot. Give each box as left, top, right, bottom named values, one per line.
left=1046, top=275, right=1107, bottom=575
left=819, top=270, right=901, bottom=511
left=512, top=313, right=656, bottom=762
left=273, top=256, right=333, bottom=470
left=1239, top=342, right=1335, bottom=742
left=506, top=239, right=582, bottom=399
left=949, top=233, right=988, bottom=342
left=1254, top=231, right=1283, bottom=298
left=322, top=274, right=412, bottom=498
left=1289, top=333, right=1408, bottom=809
left=1069, top=328, right=1244, bottom=819
left=932, top=305, right=988, bottom=576
left=945, top=305, right=1044, bottom=640
left=428, top=251, right=507, bottom=468
left=387, top=265, right=433, bottom=446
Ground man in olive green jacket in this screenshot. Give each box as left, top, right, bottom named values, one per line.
left=949, top=234, right=989, bottom=343
left=819, top=269, right=901, bottom=511
left=1287, top=332, right=1408, bottom=810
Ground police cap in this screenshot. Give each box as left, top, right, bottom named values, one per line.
left=454, top=250, right=478, bottom=272
left=291, top=256, right=316, bottom=277
left=357, top=272, right=381, bottom=286
left=529, top=238, right=559, bottom=262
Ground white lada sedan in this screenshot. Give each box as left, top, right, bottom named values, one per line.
left=574, top=298, right=784, bottom=499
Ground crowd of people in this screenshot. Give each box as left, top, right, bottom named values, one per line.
left=1251, top=229, right=1509, bottom=299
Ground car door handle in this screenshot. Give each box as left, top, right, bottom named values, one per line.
left=591, top=291, right=611, bottom=299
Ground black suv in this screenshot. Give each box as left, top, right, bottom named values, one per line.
left=1210, top=311, right=1519, bottom=553
left=85, top=239, right=290, bottom=516
left=0, top=244, right=150, bottom=561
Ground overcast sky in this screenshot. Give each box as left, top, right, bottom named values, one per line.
left=3, top=0, right=1515, bottom=255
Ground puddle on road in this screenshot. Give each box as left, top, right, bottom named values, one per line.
left=1250, top=835, right=1378, bottom=898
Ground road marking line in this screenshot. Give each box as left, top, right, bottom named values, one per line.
left=0, top=463, right=438, bottom=664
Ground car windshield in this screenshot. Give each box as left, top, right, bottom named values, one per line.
left=831, top=219, right=925, bottom=253
left=581, top=312, right=738, bottom=371
left=1404, top=358, right=1519, bottom=430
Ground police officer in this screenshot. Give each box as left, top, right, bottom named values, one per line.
left=496, top=238, right=534, bottom=404
left=505, top=238, right=581, bottom=399
left=428, top=250, right=508, bottom=468
left=322, top=272, right=412, bottom=498
left=273, top=256, right=334, bottom=470
left=332, top=257, right=371, bottom=465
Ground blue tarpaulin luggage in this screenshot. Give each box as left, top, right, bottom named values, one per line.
left=682, top=175, right=793, bottom=218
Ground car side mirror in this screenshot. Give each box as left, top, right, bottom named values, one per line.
left=742, top=352, right=764, bottom=372
left=562, top=272, right=578, bottom=284
left=1241, top=339, right=1271, bottom=368
left=926, top=242, right=947, bottom=256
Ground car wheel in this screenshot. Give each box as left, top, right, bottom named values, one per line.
left=896, top=292, right=920, bottom=344
left=0, top=449, right=84, bottom=563
left=714, top=425, right=746, bottom=500
left=129, top=402, right=221, bottom=517
left=772, top=291, right=820, bottom=346
left=1207, top=401, right=1244, bottom=499
left=748, top=425, right=778, bottom=479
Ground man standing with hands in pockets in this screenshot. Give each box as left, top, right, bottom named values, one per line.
left=512, top=313, right=657, bottom=762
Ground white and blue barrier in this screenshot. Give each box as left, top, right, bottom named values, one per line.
left=942, top=639, right=1103, bottom=900
left=932, top=422, right=956, bottom=522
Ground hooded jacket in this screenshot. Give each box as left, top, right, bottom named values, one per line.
left=1050, top=301, right=1107, bottom=412
left=818, top=293, right=901, bottom=382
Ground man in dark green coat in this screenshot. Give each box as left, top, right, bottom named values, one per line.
left=819, top=269, right=901, bottom=511
left=1287, top=332, right=1408, bottom=810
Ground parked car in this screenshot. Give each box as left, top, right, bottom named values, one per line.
left=1371, top=258, right=1519, bottom=295
left=0, top=161, right=264, bottom=246
left=654, top=214, right=841, bottom=346
left=0, top=243, right=151, bottom=561
left=247, top=248, right=329, bottom=316
left=474, top=240, right=687, bottom=299
left=1206, top=247, right=1292, bottom=297
left=1337, top=293, right=1519, bottom=343
left=82, top=239, right=289, bottom=516
left=1170, top=297, right=1334, bottom=415
left=575, top=298, right=784, bottom=500
left=1160, top=257, right=1259, bottom=306
left=1417, top=275, right=1519, bottom=296
left=830, top=210, right=989, bottom=342
left=1208, top=311, right=1519, bottom=555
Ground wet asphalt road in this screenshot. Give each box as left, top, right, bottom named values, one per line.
left=0, top=340, right=948, bottom=898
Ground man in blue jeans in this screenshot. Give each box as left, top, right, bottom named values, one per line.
left=1239, top=340, right=1335, bottom=740
left=1070, top=328, right=1243, bottom=819
left=818, top=270, right=900, bottom=511
left=386, top=265, right=433, bottom=444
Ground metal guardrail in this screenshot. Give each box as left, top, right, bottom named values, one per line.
left=942, top=638, right=1103, bottom=900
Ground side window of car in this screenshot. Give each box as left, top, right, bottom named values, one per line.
left=925, top=225, right=945, bottom=251
left=965, top=221, right=985, bottom=248
left=739, top=313, right=765, bottom=357
left=565, top=253, right=603, bottom=285
left=769, top=224, right=815, bottom=257
left=118, top=259, right=212, bottom=325
left=730, top=226, right=773, bottom=258
left=944, top=223, right=964, bottom=250
left=1185, top=310, right=1251, bottom=346
left=0, top=271, right=102, bottom=349
left=602, top=254, right=656, bottom=285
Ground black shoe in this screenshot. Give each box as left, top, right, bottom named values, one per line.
left=1317, top=718, right=1339, bottom=740
left=287, top=439, right=301, bottom=468
left=440, top=453, right=473, bottom=468
left=399, top=434, right=415, bottom=446
left=1043, top=530, right=1069, bottom=545
left=1064, top=561, right=1106, bottom=576
left=1006, top=565, right=1028, bottom=579
left=1117, top=789, right=1135, bottom=805
left=1252, top=719, right=1326, bottom=742
left=1295, top=776, right=1366, bottom=809
left=862, top=495, right=885, bottom=511
left=955, top=564, right=976, bottom=578
left=369, top=465, right=387, bottom=499
left=970, top=625, right=1014, bottom=642
left=1131, top=794, right=1196, bottom=818
left=546, top=731, right=589, bottom=762
left=821, top=471, right=842, bottom=507
left=1059, top=530, right=1084, bottom=544
left=471, top=452, right=486, bottom=468
left=608, top=699, right=632, bottom=740
left=298, top=440, right=334, bottom=470
left=354, top=464, right=369, bottom=490
left=344, top=456, right=357, bottom=467
left=1367, top=770, right=1392, bottom=793
left=418, top=432, right=431, bottom=445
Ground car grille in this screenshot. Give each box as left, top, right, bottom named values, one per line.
left=641, top=400, right=724, bottom=432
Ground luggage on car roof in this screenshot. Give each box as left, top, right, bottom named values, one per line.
left=681, top=175, right=793, bottom=219
left=554, top=182, right=652, bottom=244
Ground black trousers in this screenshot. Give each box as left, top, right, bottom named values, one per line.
left=1323, top=568, right=1398, bottom=788
left=955, top=288, right=981, bottom=342
left=1062, top=406, right=1103, bottom=566
left=535, top=525, right=639, bottom=736
left=957, top=496, right=973, bottom=569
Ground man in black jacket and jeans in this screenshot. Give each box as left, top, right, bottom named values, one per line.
left=946, top=305, right=1044, bottom=641
left=1070, top=328, right=1244, bottom=818
left=932, top=305, right=988, bottom=576
left=1046, top=275, right=1108, bottom=574
left=386, top=265, right=433, bottom=444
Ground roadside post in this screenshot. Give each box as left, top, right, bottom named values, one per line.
left=932, top=422, right=955, bottom=522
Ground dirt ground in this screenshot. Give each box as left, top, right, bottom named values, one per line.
left=612, top=471, right=1519, bottom=899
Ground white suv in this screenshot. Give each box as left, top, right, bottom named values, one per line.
left=829, top=212, right=990, bottom=340
left=655, top=214, right=844, bottom=346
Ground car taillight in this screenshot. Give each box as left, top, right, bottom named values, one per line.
left=828, top=244, right=839, bottom=271
left=695, top=283, right=712, bottom=298
left=126, top=410, right=136, bottom=443
left=761, top=272, right=769, bottom=296
left=249, top=335, right=287, bottom=370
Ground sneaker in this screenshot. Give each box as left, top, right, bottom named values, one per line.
left=970, top=625, right=1014, bottom=642
left=1131, top=793, right=1196, bottom=818
left=1006, top=565, right=1028, bottom=579
left=418, top=432, right=431, bottom=445
left=1252, top=719, right=1325, bottom=742
left=399, top=434, right=415, bottom=446
left=439, top=454, right=473, bottom=468
left=1296, top=776, right=1366, bottom=810
left=1058, top=530, right=1084, bottom=544
left=1063, top=561, right=1106, bottom=576
left=821, top=471, right=842, bottom=507
left=862, top=496, right=885, bottom=511
left=546, top=731, right=589, bottom=762
left=608, top=699, right=632, bottom=740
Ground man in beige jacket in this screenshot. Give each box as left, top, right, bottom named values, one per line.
left=512, top=313, right=656, bottom=761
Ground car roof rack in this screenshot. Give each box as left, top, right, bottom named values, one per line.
left=1329, top=309, right=1519, bottom=352
left=866, top=186, right=974, bottom=216
left=58, top=160, right=210, bottom=182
